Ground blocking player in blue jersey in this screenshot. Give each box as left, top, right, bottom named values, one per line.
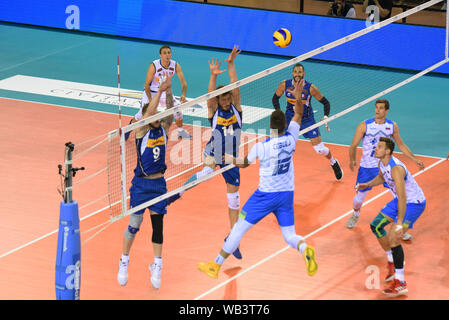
left=183, top=45, right=244, bottom=259
left=273, top=63, right=343, bottom=181
left=117, top=74, right=177, bottom=290
left=198, top=79, right=318, bottom=279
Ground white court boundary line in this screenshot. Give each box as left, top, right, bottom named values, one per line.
left=193, top=158, right=447, bottom=300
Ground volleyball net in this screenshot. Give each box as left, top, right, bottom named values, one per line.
left=67, top=0, right=448, bottom=225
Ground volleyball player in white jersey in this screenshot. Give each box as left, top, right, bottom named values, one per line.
left=356, top=137, right=426, bottom=298
left=133, top=45, right=192, bottom=139
left=198, top=79, right=318, bottom=279
left=347, top=99, right=425, bottom=238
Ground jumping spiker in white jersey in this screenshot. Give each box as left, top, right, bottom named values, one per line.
left=346, top=99, right=425, bottom=240
left=356, top=137, right=426, bottom=298
left=198, top=79, right=318, bottom=280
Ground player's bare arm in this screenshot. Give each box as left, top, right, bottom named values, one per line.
left=356, top=165, right=385, bottom=191
left=176, top=63, right=187, bottom=103
left=391, top=165, right=407, bottom=239
left=207, top=58, right=226, bottom=118
left=144, top=63, right=156, bottom=103
left=224, top=154, right=250, bottom=169
left=349, top=121, right=367, bottom=171
left=392, top=122, right=425, bottom=170
left=225, top=45, right=242, bottom=112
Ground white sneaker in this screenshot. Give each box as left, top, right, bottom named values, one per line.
left=149, top=263, right=162, bottom=289
left=117, top=258, right=129, bottom=286
left=402, top=231, right=412, bottom=241
left=346, top=213, right=360, bottom=229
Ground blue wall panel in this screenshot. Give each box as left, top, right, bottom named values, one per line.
left=0, top=0, right=447, bottom=73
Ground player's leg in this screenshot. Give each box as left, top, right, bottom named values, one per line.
left=274, top=191, right=317, bottom=276
left=118, top=211, right=144, bottom=286
left=149, top=211, right=165, bottom=290
left=347, top=167, right=378, bottom=228
left=198, top=218, right=254, bottom=279
left=383, top=201, right=426, bottom=297
left=371, top=211, right=395, bottom=279
left=303, top=115, right=343, bottom=180
left=182, top=142, right=217, bottom=188
left=198, top=189, right=269, bottom=279
left=117, top=177, right=148, bottom=286
left=223, top=167, right=242, bottom=259
left=145, top=178, right=168, bottom=290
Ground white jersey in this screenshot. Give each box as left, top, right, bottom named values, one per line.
left=360, top=118, right=394, bottom=168
left=150, top=59, right=177, bottom=93
left=135, top=59, right=179, bottom=121
left=379, top=156, right=425, bottom=204
left=247, top=121, right=300, bottom=192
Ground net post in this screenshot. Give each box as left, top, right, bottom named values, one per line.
left=55, top=142, right=81, bottom=300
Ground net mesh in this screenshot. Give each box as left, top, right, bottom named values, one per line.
left=106, top=0, right=448, bottom=220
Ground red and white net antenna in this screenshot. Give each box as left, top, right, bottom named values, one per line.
left=117, top=55, right=127, bottom=217
left=117, top=56, right=122, bottom=129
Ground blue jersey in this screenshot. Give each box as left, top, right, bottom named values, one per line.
left=206, top=104, right=242, bottom=157
left=134, top=126, right=167, bottom=177
left=284, top=79, right=313, bottom=118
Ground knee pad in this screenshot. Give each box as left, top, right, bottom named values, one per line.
left=174, top=107, right=183, bottom=121
left=124, top=213, right=144, bottom=240
left=370, top=213, right=391, bottom=238
left=227, top=192, right=240, bottom=210
left=150, top=214, right=164, bottom=244
left=313, top=142, right=329, bottom=157
left=281, top=225, right=304, bottom=249
left=353, top=191, right=367, bottom=210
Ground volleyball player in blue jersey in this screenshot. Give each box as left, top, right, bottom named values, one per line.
left=273, top=63, right=343, bottom=181
left=183, top=45, right=244, bottom=259
left=117, top=74, right=176, bottom=290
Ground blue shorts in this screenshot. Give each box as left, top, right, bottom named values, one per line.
left=240, top=190, right=294, bottom=227
left=218, top=164, right=240, bottom=186
left=204, top=145, right=240, bottom=187
left=356, top=167, right=379, bottom=192
left=129, top=176, right=167, bottom=215
left=380, top=198, right=426, bottom=229
left=285, top=109, right=320, bottom=139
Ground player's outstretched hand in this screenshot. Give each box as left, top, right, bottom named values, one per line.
left=286, top=79, right=305, bottom=99
left=225, top=45, right=241, bottom=64
left=209, top=58, right=226, bottom=76
left=159, top=72, right=172, bottom=91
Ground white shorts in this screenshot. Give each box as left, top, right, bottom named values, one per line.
left=135, top=89, right=180, bottom=120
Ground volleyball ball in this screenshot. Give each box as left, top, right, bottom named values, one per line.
left=273, top=28, right=292, bottom=48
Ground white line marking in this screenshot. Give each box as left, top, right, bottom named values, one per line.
left=193, top=158, right=446, bottom=300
